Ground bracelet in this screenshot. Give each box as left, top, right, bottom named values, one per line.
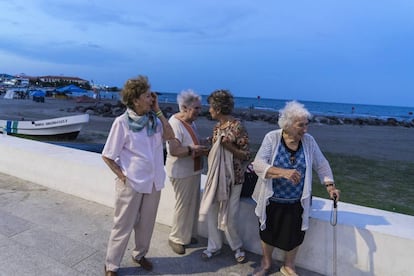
left=187, top=146, right=192, bottom=156
left=156, top=110, right=163, bottom=118
left=325, top=183, right=335, bottom=188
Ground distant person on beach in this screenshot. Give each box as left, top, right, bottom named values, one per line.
left=165, top=89, right=209, bottom=255
left=102, top=75, right=174, bottom=275
left=251, top=100, right=340, bottom=276
left=199, top=89, right=251, bottom=264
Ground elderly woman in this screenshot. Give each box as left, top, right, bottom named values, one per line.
left=165, top=89, right=209, bottom=255
left=252, top=101, right=340, bottom=276
left=102, top=75, right=174, bottom=276
left=199, top=89, right=250, bottom=263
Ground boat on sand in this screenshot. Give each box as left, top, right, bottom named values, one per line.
left=0, top=114, right=89, bottom=140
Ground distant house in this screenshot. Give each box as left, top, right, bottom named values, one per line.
left=1, top=73, right=90, bottom=89
left=16, top=77, right=29, bottom=86
left=0, top=74, right=30, bottom=86
left=39, top=75, right=88, bottom=85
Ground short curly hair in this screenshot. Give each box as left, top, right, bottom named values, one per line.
left=120, top=75, right=150, bottom=109
left=207, top=89, right=234, bottom=115
left=278, top=101, right=312, bottom=129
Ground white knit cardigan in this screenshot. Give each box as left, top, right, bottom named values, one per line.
left=252, top=129, right=334, bottom=231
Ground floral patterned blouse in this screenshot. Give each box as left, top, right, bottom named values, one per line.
left=212, top=119, right=250, bottom=185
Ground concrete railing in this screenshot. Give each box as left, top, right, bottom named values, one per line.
left=0, top=135, right=413, bottom=276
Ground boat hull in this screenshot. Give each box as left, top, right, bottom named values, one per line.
left=0, top=114, right=89, bottom=141
left=7, top=131, right=81, bottom=141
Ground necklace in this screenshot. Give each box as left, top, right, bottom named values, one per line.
left=282, top=134, right=301, bottom=165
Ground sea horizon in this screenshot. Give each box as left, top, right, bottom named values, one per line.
left=5, top=87, right=413, bottom=122
left=155, top=92, right=414, bottom=122
left=68, top=90, right=414, bottom=121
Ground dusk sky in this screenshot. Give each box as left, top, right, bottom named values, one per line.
left=1, top=0, right=413, bottom=107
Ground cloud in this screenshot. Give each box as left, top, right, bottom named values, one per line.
left=1, top=0, right=414, bottom=106
left=0, top=36, right=129, bottom=66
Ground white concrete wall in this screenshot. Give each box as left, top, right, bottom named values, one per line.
left=1, top=135, right=413, bottom=276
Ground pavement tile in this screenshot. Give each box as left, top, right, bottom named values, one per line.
left=0, top=210, right=33, bottom=237
left=0, top=172, right=323, bottom=276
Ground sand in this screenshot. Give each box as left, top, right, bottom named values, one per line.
left=1, top=97, right=413, bottom=162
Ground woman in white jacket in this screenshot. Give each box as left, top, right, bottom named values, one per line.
left=252, top=101, right=340, bottom=276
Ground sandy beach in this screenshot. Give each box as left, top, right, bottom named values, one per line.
left=1, top=97, right=414, bottom=162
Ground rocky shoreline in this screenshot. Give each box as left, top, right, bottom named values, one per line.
left=1, top=98, right=413, bottom=162
left=67, top=100, right=414, bottom=128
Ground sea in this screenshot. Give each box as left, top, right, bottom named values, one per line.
left=90, top=91, right=414, bottom=122
left=161, top=93, right=414, bottom=122
left=59, top=91, right=414, bottom=153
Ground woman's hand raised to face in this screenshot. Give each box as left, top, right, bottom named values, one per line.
left=150, top=92, right=160, bottom=112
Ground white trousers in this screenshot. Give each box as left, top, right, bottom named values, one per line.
left=169, top=174, right=201, bottom=245
left=105, top=179, right=161, bottom=272
left=206, top=184, right=243, bottom=252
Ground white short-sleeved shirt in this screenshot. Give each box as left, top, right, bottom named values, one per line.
left=102, top=112, right=165, bottom=193
left=165, top=115, right=202, bottom=178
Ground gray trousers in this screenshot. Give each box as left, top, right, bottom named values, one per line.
left=105, top=179, right=161, bottom=272
left=169, top=174, right=201, bottom=245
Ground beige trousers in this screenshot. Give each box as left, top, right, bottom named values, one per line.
left=105, top=179, right=161, bottom=272
left=169, top=174, right=201, bottom=245
left=206, top=184, right=243, bottom=252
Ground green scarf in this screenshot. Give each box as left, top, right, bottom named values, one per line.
left=126, top=108, right=157, bottom=136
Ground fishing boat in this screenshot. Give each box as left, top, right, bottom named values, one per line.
left=0, top=114, right=89, bottom=140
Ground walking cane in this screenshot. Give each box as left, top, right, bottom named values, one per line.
left=330, top=195, right=338, bottom=276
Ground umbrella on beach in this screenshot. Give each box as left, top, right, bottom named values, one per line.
left=56, top=84, right=87, bottom=94
left=30, top=90, right=46, bottom=97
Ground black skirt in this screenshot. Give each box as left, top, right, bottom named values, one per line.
left=259, top=200, right=306, bottom=251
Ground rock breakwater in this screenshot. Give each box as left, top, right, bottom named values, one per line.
left=66, top=101, right=414, bottom=128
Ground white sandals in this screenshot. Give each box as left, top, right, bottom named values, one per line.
left=201, top=247, right=245, bottom=263
left=235, top=248, right=246, bottom=263
left=201, top=249, right=221, bottom=260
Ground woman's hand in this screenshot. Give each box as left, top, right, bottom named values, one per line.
left=192, top=144, right=209, bottom=157
left=102, top=156, right=126, bottom=184
left=283, top=169, right=301, bottom=185
left=326, top=185, right=340, bottom=201
left=119, top=175, right=127, bottom=184
left=265, top=166, right=301, bottom=183
left=151, top=92, right=160, bottom=112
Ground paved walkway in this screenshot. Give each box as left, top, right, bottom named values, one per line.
left=0, top=172, right=323, bottom=276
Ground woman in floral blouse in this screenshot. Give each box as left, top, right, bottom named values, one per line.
left=199, top=89, right=250, bottom=264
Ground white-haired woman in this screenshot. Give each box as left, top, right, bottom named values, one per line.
left=165, top=89, right=209, bottom=255
left=252, top=101, right=340, bottom=276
